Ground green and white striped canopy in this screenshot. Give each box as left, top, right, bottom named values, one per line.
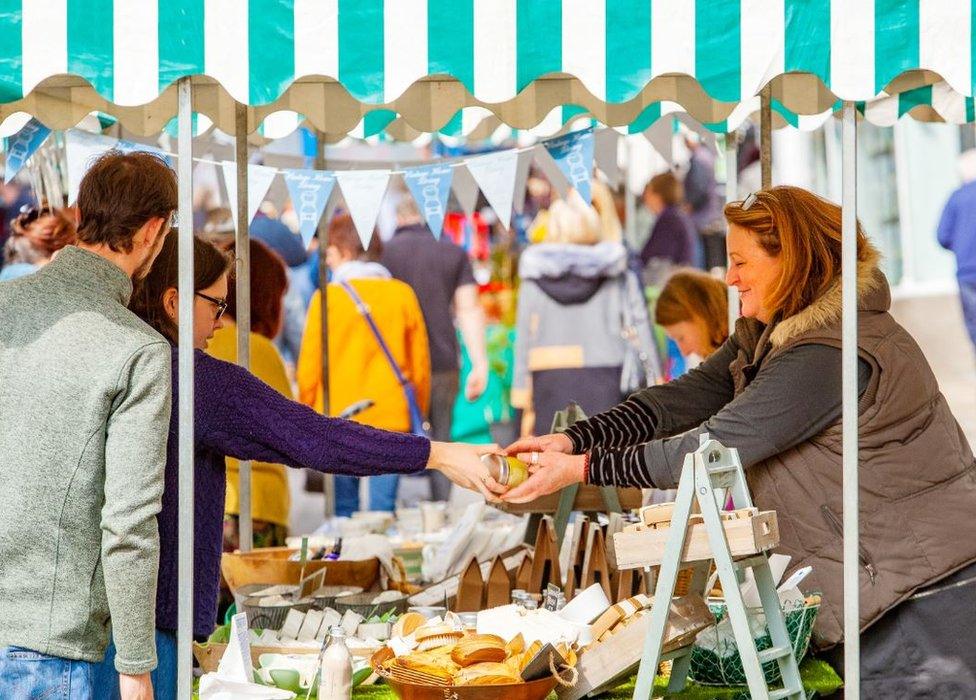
left=0, top=1, right=973, bottom=136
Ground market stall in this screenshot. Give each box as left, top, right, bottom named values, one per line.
left=2, top=3, right=975, bottom=698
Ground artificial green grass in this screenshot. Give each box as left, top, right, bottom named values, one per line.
left=195, top=658, right=841, bottom=699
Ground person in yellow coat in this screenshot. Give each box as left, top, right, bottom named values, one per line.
left=208, top=238, right=293, bottom=548
left=298, top=213, right=431, bottom=516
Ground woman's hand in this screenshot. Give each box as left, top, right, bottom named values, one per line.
left=426, top=441, right=507, bottom=501
left=504, top=432, right=574, bottom=457
left=500, top=452, right=587, bottom=504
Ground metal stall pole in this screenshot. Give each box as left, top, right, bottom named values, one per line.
left=235, top=103, right=253, bottom=552
left=841, top=101, right=860, bottom=697
left=724, top=132, right=740, bottom=324
left=760, top=85, right=773, bottom=189
left=176, top=76, right=196, bottom=700
left=623, top=137, right=637, bottom=246
left=315, top=129, right=334, bottom=517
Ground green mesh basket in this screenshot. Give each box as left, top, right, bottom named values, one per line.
left=688, top=597, right=820, bottom=686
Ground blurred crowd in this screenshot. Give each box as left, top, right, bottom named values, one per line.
left=0, top=132, right=748, bottom=536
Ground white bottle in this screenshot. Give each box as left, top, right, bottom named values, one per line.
left=318, top=625, right=353, bottom=700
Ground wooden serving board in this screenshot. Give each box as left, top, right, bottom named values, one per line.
left=613, top=510, right=779, bottom=569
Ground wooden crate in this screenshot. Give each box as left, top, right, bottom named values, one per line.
left=557, top=595, right=714, bottom=700
left=613, top=511, right=779, bottom=570
left=492, top=486, right=643, bottom=515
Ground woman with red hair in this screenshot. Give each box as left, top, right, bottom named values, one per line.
left=505, top=186, right=976, bottom=695
left=0, top=205, right=77, bottom=281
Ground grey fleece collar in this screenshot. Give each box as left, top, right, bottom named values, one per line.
left=519, top=241, right=628, bottom=280
left=46, top=245, right=134, bottom=305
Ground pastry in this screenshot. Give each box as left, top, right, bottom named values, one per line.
left=450, top=635, right=507, bottom=666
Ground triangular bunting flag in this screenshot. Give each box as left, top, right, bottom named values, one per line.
left=451, top=164, right=480, bottom=216
left=534, top=144, right=570, bottom=199
left=65, top=131, right=116, bottom=204
left=645, top=119, right=674, bottom=163
left=335, top=169, right=391, bottom=250
left=402, top=163, right=453, bottom=239
left=543, top=127, right=595, bottom=204
left=465, top=150, right=518, bottom=230
left=594, top=129, right=621, bottom=188
left=283, top=169, right=336, bottom=247
left=5, top=118, right=52, bottom=184
left=221, top=161, right=278, bottom=230
left=674, top=113, right=718, bottom=152
left=512, top=148, right=535, bottom=215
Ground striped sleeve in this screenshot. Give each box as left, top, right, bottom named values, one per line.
left=585, top=444, right=657, bottom=489
left=563, top=397, right=659, bottom=452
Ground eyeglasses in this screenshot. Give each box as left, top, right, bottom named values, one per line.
left=16, top=204, right=52, bottom=227
left=195, top=291, right=227, bottom=320
left=741, top=192, right=758, bottom=210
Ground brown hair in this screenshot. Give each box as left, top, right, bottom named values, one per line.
left=656, top=270, right=729, bottom=353
left=77, top=151, right=177, bottom=253
left=644, top=172, right=683, bottom=207
left=130, top=231, right=232, bottom=342
left=5, top=207, right=77, bottom=264
left=723, top=186, right=872, bottom=320
left=223, top=238, right=288, bottom=340
left=328, top=212, right=383, bottom=262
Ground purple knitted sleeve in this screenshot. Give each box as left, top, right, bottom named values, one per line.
left=193, top=350, right=430, bottom=476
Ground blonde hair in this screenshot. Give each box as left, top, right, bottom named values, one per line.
left=656, top=270, right=729, bottom=355
left=545, top=190, right=601, bottom=245
left=590, top=180, right=622, bottom=242
left=724, top=186, right=874, bottom=321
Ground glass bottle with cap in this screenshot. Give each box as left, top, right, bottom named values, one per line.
left=318, top=625, right=353, bottom=700
left=480, top=454, right=529, bottom=488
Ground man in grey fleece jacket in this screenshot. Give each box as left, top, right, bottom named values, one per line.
left=0, top=151, right=176, bottom=700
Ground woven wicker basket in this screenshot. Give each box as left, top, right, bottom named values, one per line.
left=309, top=585, right=363, bottom=610
left=334, top=591, right=410, bottom=618
left=241, top=596, right=314, bottom=630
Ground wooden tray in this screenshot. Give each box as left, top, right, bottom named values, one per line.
left=612, top=511, right=779, bottom=569
left=221, top=547, right=380, bottom=592
left=492, top=486, right=643, bottom=515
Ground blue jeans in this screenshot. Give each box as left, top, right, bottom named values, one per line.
left=93, top=630, right=177, bottom=700
left=335, top=474, right=399, bottom=517
left=959, top=279, right=976, bottom=350
left=0, top=646, right=95, bottom=699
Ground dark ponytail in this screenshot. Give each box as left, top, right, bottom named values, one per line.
left=130, top=231, right=231, bottom=342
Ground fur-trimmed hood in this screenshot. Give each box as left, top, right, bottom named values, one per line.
left=769, top=242, right=887, bottom=346
left=520, top=241, right=628, bottom=305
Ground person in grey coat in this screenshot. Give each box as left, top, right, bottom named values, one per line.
left=513, top=188, right=660, bottom=435
left=0, top=151, right=176, bottom=700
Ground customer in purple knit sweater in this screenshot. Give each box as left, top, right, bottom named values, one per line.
left=95, top=233, right=500, bottom=699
